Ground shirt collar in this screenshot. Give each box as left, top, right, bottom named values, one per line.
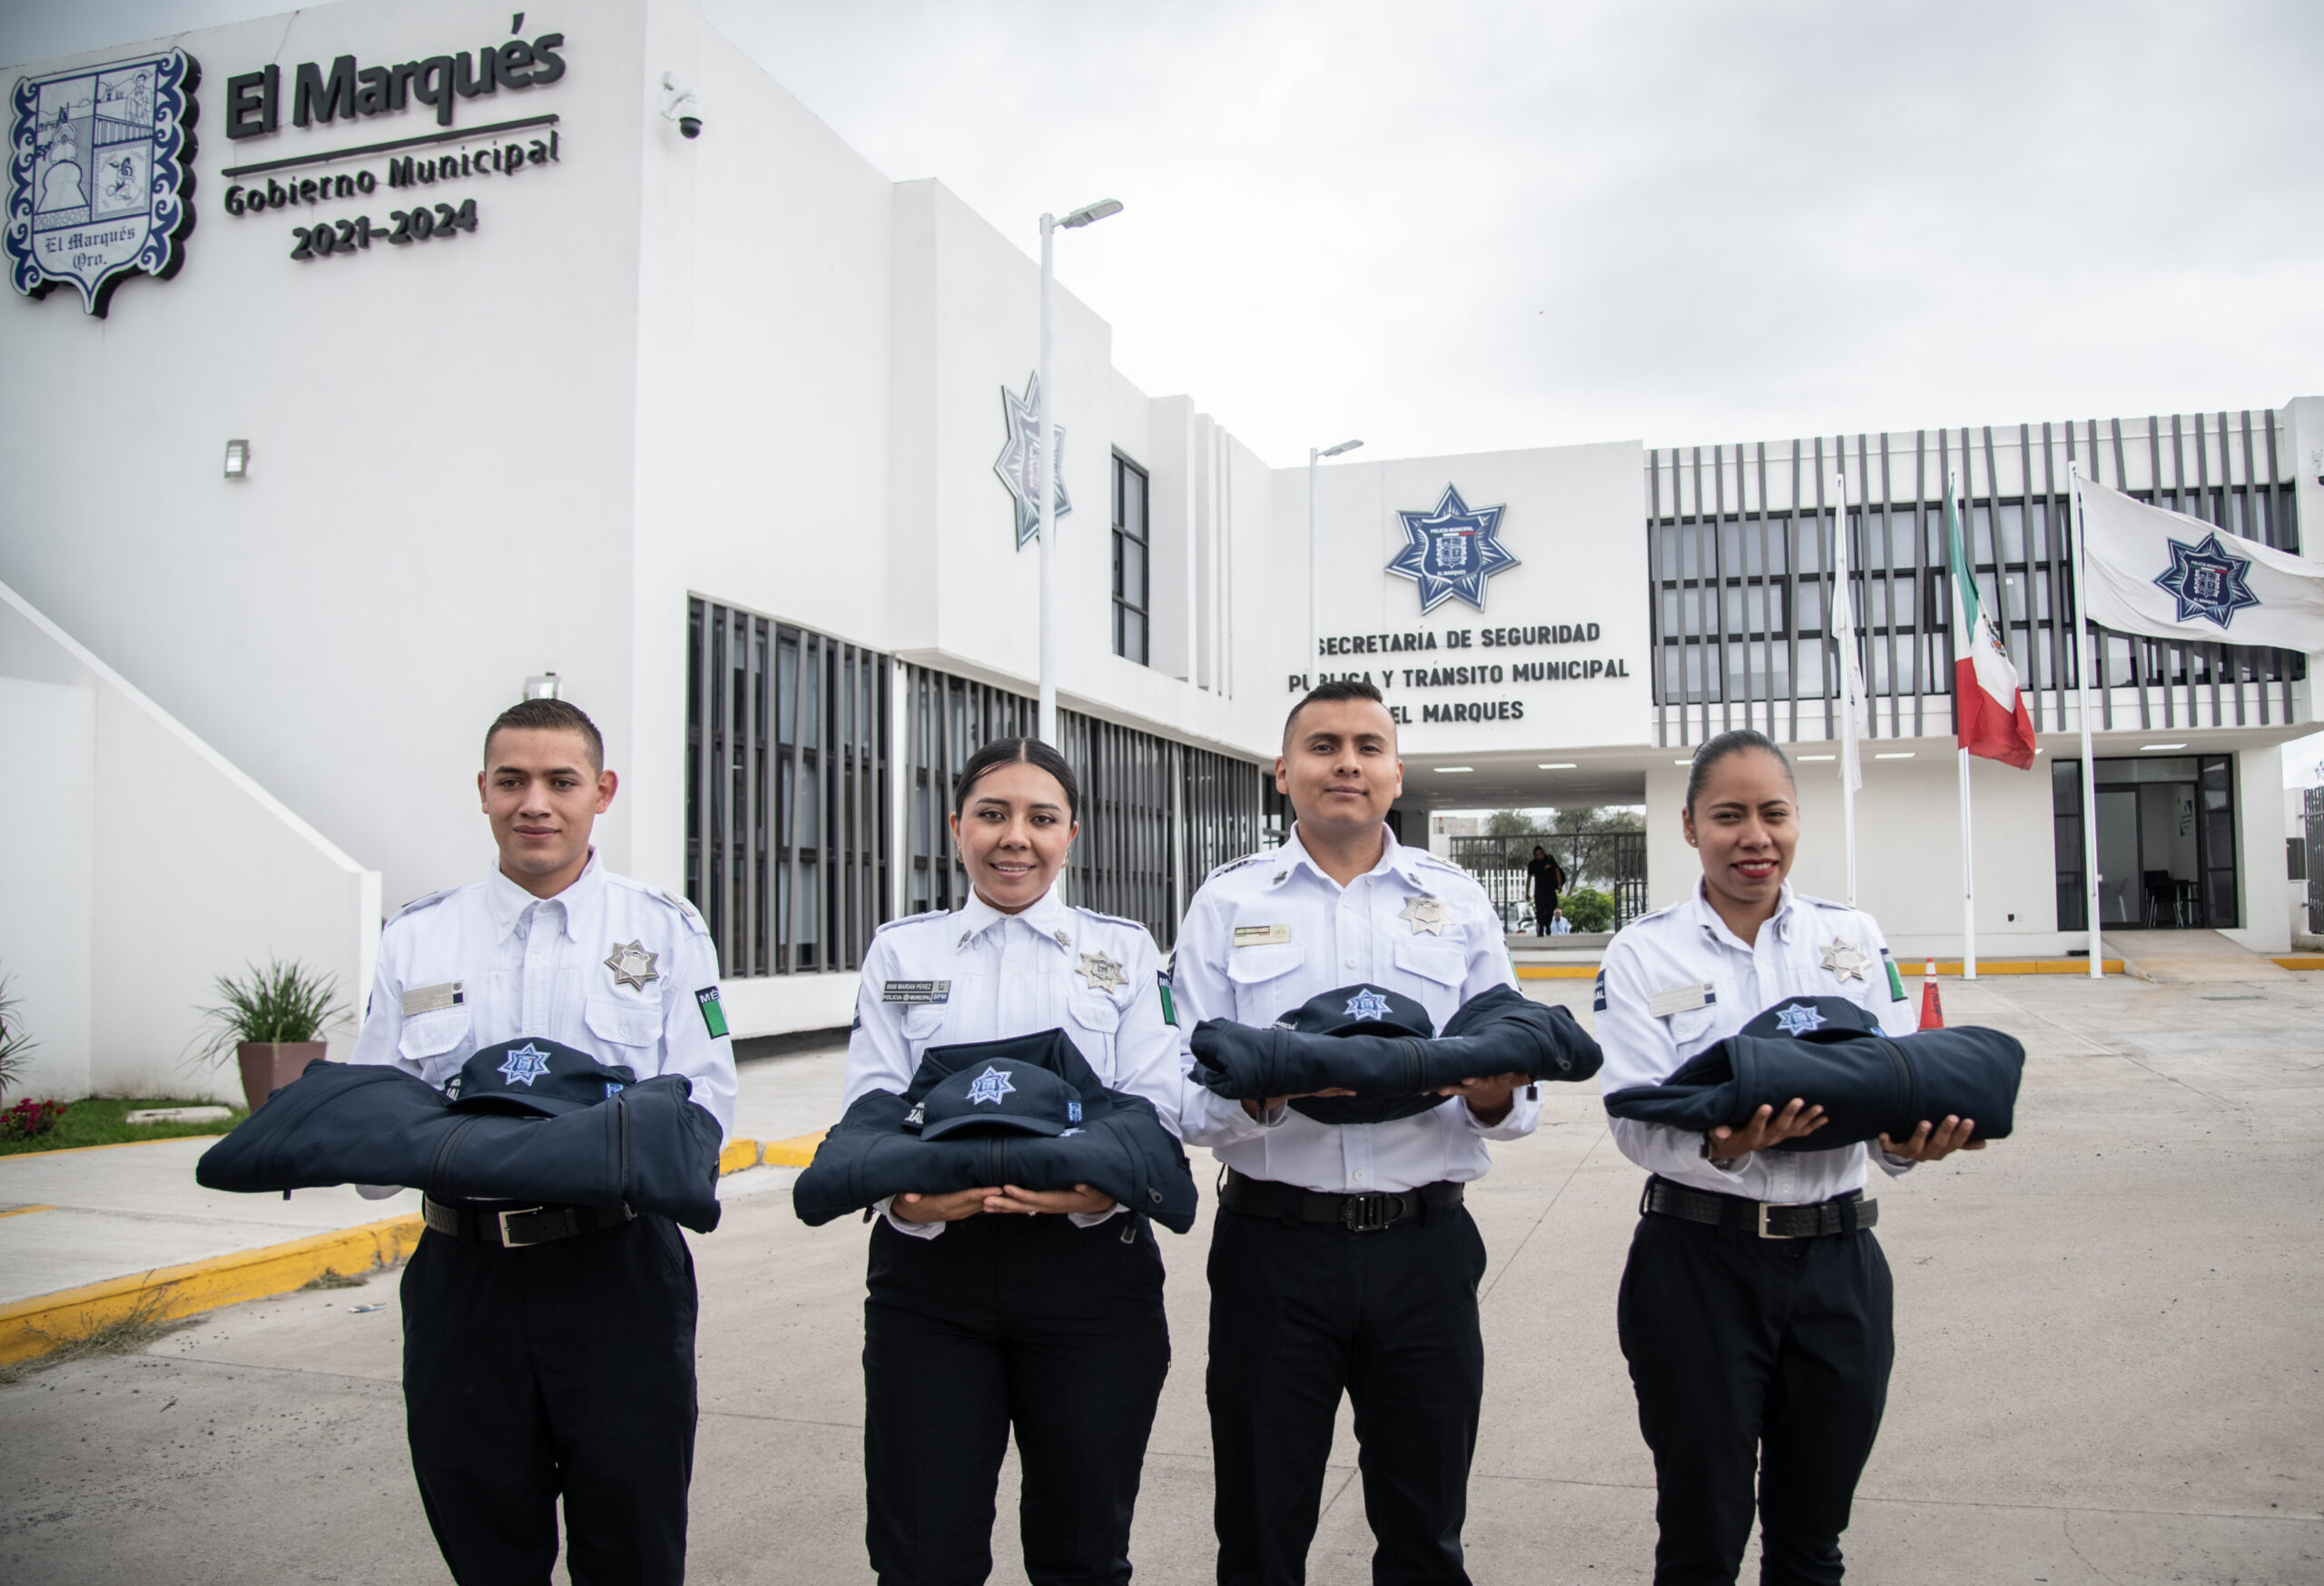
left=486, top=849, right=605, bottom=942
left=1688, top=873, right=1798, bottom=951
left=1274, top=822, right=1408, bottom=891
left=954, top=880, right=1076, bottom=952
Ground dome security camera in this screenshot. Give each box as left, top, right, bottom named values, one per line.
left=661, top=73, right=703, bottom=139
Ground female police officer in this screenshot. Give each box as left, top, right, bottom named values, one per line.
left=1595, top=728, right=1984, bottom=1585
left=842, top=736, right=1184, bottom=1586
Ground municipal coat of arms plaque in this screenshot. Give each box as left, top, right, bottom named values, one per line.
left=7, top=49, right=198, bottom=317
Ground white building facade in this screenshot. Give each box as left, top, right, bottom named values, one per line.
left=4, top=0, right=2317, bottom=1098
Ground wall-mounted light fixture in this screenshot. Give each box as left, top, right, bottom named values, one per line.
left=524, top=673, right=561, bottom=700
left=223, top=439, right=250, bottom=480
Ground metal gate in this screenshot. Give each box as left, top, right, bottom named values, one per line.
left=1446, top=832, right=1648, bottom=932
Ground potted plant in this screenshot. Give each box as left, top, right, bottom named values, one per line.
left=0, top=973, right=35, bottom=1102
left=192, top=959, right=350, bottom=1112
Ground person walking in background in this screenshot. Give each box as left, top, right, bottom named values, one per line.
left=1525, top=842, right=1567, bottom=937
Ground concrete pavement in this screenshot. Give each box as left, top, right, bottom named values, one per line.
left=2, top=972, right=2320, bottom=1583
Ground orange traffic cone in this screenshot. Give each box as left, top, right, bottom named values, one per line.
left=1918, top=958, right=1945, bottom=1029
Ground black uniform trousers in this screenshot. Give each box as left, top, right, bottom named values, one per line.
left=1616, top=1209, right=1894, bottom=1586
left=1206, top=1203, right=1490, bottom=1586
left=400, top=1214, right=700, bottom=1586
left=862, top=1210, right=1171, bottom=1586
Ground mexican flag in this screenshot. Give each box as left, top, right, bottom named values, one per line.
left=1945, top=488, right=2037, bottom=769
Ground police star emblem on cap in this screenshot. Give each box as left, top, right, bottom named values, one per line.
left=1773, top=1002, right=1827, bottom=1036
left=1077, top=950, right=1128, bottom=992
left=497, top=1041, right=554, bottom=1088
left=1398, top=895, right=1452, bottom=935
left=1344, top=988, right=1393, bottom=1021
left=965, top=1066, right=1017, bottom=1106
left=1820, top=938, right=1872, bottom=982
left=605, top=941, right=660, bottom=990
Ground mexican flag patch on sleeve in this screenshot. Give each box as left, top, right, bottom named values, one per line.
left=1157, top=970, right=1178, bottom=1027
left=1883, top=955, right=1906, bottom=1003
left=696, top=986, right=730, bottom=1039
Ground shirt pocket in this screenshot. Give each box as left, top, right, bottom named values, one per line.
left=1066, top=995, right=1122, bottom=1076
left=1392, top=936, right=1468, bottom=989
left=902, top=1003, right=951, bottom=1045
left=1666, top=1003, right=1718, bottom=1053
left=398, top=1008, right=471, bottom=1071
left=1226, top=943, right=1305, bottom=1022
left=585, top=998, right=662, bottom=1055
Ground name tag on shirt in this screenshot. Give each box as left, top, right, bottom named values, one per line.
left=881, top=980, right=951, bottom=1005
left=1648, top=981, right=1716, bottom=1019
left=401, top=981, right=464, bottom=1016
left=1233, top=924, right=1291, bottom=947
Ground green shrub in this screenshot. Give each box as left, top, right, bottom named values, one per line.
left=190, top=959, right=349, bottom=1067
left=1559, top=887, right=1618, bottom=933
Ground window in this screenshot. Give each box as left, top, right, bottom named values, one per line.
left=686, top=599, right=888, bottom=977
left=1112, top=455, right=1149, bottom=665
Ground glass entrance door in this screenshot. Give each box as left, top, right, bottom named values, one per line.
left=2051, top=755, right=2238, bottom=931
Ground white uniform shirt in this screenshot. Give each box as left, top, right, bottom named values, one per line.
left=844, top=882, right=1183, bottom=1238
left=349, top=853, right=737, bottom=1142
left=1595, top=878, right=1916, bottom=1203
left=1171, top=823, right=1537, bottom=1195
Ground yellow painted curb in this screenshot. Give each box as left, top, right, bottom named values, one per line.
left=1514, top=965, right=1600, bottom=980
left=2270, top=955, right=2324, bottom=971
left=1912, top=960, right=2123, bottom=976
left=718, top=1138, right=761, bottom=1176
left=0, top=1213, right=425, bottom=1366
left=760, top=1129, right=826, bottom=1167
left=0, top=1204, right=57, bottom=1220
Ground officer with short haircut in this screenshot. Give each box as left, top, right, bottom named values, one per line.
left=1173, top=678, right=1537, bottom=1586
left=350, top=696, right=735, bottom=1586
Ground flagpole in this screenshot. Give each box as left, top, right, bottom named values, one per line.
left=2069, top=464, right=2102, bottom=980
left=1834, top=468, right=1858, bottom=907
left=1951, top=468, right=1978, bottom=981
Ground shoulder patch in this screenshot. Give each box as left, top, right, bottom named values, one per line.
left=1204, top=852, right=1266, bottom=884
left=389, top=886, right=458, bottom=922
left=872, top=909, right=951, bottom=937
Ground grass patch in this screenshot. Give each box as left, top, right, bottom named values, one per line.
left=0, top=1095, right=248, bottom=1157
left=0, top=1285, right=206, bottom=1384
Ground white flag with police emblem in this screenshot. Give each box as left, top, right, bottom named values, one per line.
left=2077, top=475, right=2324, bottom=652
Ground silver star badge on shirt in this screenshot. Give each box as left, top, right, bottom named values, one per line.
left=1820, top=937, right=1871, bottom=983
left=606, top=941, right=661, bottom=990
left=1077, top=950, right=1128, bottom=992
left=1398, top=895, right=1452, bottom=936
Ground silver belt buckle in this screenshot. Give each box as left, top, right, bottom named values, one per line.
left=496, top=1206, right=548, bottom=1247
left=1755, top=1200, right=1806, bottom=1239
left=1341, top=1193, right=1396, bottom=1233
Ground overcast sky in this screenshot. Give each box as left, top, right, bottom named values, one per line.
left=9, top=0, right=2319, bottom=465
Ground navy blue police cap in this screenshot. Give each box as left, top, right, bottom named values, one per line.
left=915, top=1046, right=1085, bottom=1141
left=1738, top=996, right=1877, bottom=1041
left=1276, top=983, right=1437, bottom=1040
left=444, top=1037, right=637, bottom=1118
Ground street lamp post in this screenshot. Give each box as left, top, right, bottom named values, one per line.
left=1306, top=438, right=1364, bottom=692
left=1037, top=197, right=1124, bottom=743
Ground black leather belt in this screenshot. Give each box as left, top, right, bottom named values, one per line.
left=1642, top=1176, right=1876, bottom=1239
left=422, top=1195, right=635, bottom=1248
left=1219, top=1167, right=1462, bottom=1233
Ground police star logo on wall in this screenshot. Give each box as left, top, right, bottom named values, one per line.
left=6, top=49, right=198, bottom=317
left=1386, top=485, right=1518, bottom=613
left=2152, top=532, right=2260, bottom=631
left=994, top=371, right=1072, bottom=548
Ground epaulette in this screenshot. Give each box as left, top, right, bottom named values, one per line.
left=1204, top=852, right=1266, bottom=884
left=1798, top=894, right=1859, bottom=914
left=1413, top=851, right=1470, bottom=874
left=606, top=873, right=712, bottom=935
left=659, top=888, right=711, bottom=936
left=872, top=909, right=950, bottom=937
left=1071, top=904, right=1147, bottom=933
left=389, top=886, right=458, bottom=922
left=1627, top=899, right=1685, bottom=926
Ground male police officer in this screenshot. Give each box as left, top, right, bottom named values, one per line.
left=1175, top=679, right=1537, bottom=1586
left=350, top=697, right=736, bottom=1585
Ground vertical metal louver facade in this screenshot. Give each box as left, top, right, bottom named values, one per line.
left=1647, top=410, right=2303, bottom=747
left=685, top=599, right=890, bottom=979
